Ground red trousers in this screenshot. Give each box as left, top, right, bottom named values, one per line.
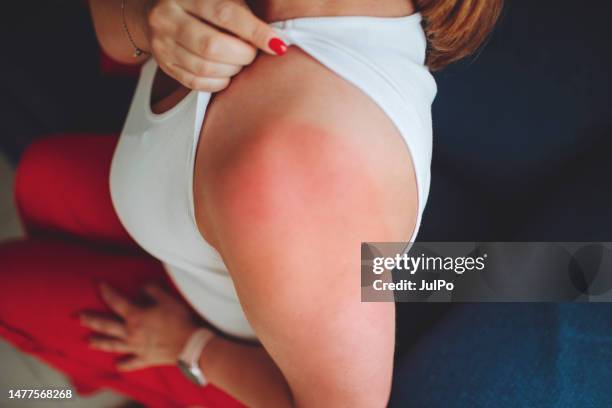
left=0, top=134, right=244, bottom=408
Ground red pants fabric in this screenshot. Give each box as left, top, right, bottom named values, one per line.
left=0, top=134, right=244, bottom=408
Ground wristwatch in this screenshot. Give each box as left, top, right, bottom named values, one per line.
left=177, top=328, right=215, bottom=386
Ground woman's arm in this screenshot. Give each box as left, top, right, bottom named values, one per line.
left=200, top=337, right=293, bottom=406
left=189, top=46, right=418, bottom=406
left=198, top=121, right=400, bottom=407
left=89, top=0, right=151, bottom=64
left=88, top=0, right=287, bottom=90
left=80, top=280, right=293, bottom=406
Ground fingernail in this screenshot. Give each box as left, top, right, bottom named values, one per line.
left=268, top=38, right=288, bottom=56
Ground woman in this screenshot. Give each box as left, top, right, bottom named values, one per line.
left=0, top=0, right=502, bottom=406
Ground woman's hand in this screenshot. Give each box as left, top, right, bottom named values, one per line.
left=145, top=0, right=288, bottom=92
left=79, top=281, right=199, bottom=371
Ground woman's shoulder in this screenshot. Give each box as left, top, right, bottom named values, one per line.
left=204, top=47, right=415, bottom=172
left=196, top=47, right=419, bottom=244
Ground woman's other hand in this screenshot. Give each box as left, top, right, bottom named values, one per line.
left=146, top=0, right=288, bottom=92
left=79, top=281, right=198, bottom=371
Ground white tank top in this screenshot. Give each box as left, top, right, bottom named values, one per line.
left=110, top=12, right=437, bottom=340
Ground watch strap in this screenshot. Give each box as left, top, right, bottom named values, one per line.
left=178, top=328, right=214, bottom=385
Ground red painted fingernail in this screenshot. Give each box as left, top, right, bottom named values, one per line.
left=268, top=38, right=288, bottom=56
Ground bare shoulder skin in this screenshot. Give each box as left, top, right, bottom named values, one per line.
left=193, top=47, right=418, bottom=246
left=152, top=47, right=419, bottom=405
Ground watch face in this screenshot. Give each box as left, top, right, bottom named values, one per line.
left=177, top=360, right=204, bottom=386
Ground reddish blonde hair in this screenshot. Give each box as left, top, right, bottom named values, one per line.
left=414, top=0, right=504, bottom=70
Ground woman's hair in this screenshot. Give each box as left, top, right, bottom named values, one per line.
left=414, top=0, right=504, bottom=70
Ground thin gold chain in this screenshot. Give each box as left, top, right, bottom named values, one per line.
left=121, top=0, right=150, bottom=57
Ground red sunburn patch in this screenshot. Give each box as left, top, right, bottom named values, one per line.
left=210, top=121, right=385, bottom=236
